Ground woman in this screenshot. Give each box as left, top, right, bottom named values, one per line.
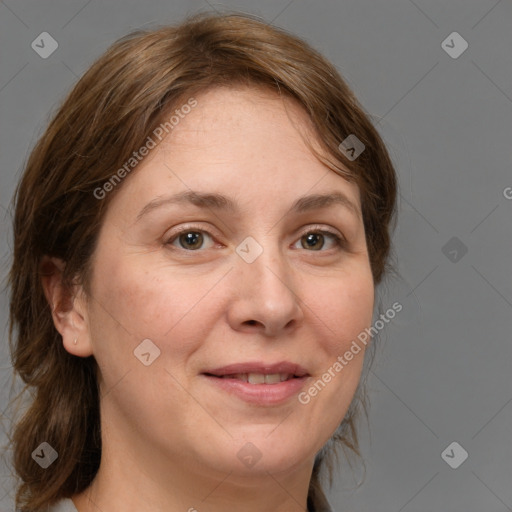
left=8, top=12, right=397, bottom=512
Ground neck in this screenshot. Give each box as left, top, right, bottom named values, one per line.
left=72, top=424, right=315, bottom=512
left=73, top=459, right=313, bottom=512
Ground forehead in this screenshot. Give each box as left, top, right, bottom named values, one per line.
left=106, top=86, right=362, bottom=221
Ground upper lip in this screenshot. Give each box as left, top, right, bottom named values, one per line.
left=203, top=361, right=309, bottom=377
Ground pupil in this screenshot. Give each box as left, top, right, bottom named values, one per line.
left=181, top=232, right=202, bottom=249
left=178, top=232, right=325, bottom=251
left=303, top=233, right=323, bottom=250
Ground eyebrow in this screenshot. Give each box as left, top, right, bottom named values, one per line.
left=136, top=190, right=361, bottom=222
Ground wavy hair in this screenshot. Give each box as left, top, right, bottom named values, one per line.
left=7, top=11, right=397, bottom=511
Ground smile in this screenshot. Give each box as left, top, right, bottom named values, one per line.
left=212, top=372, right=296, bottom=384
left=202, top=363, right=310, bottom=405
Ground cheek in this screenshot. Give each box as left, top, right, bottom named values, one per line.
left=89, top=253, right=220, bottom=359
left=305, top=269, right=375, bottom=351
left=299, top=269, right=373, bottom=418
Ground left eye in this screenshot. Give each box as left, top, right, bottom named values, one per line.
left=293, top=230, right=344, bottom=251
left=165, top=227, right=344, bottom=252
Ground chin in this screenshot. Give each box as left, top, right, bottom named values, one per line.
left=202, top=431, right=314, bottom=476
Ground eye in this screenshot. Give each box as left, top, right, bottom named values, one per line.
left=165, top=225, right=346, bottom=253
left=293, top=228, right=345, bottom=252
left=165, top=226, right=216, bottom=251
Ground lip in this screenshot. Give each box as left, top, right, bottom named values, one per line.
left=201, top=361, right=310, bottom=406
left=203, top=361, right=309, bottom=377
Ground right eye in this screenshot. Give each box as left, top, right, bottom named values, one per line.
left=165, top=226, right=217, bottom=251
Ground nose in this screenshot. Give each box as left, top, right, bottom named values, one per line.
left=226, top=241, right=304, bottom=337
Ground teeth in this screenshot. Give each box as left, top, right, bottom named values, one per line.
left=263, top=373, right=282, bottom=384
left=219, top=373, right=294, bottom=384
left=247, top=373, right=266, bottom=384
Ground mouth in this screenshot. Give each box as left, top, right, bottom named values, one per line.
left=201, top=362, right=310, bottom=405
left=203, top=372, right=303, bottom=384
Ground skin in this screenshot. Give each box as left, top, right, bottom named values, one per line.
left=43, top=86, right=375, bottom=512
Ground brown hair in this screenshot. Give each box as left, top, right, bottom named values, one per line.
left=7, top=11, right=397, bottom=511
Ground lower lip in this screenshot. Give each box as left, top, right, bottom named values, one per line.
left=202, top=375, right=309, bottom=405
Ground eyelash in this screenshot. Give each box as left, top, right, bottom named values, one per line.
left=165, top=224, right=346, bottom=253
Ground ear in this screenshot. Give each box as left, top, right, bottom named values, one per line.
left=40, top=256, right=93, bottom=357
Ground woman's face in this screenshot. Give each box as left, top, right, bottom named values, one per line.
left=81, top=86, right=374, bottom=480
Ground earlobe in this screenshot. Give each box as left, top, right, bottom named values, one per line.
left=40, top=256, right=94, bottom=358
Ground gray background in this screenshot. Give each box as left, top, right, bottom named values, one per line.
left=1, top=0, right=511, bottom=511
